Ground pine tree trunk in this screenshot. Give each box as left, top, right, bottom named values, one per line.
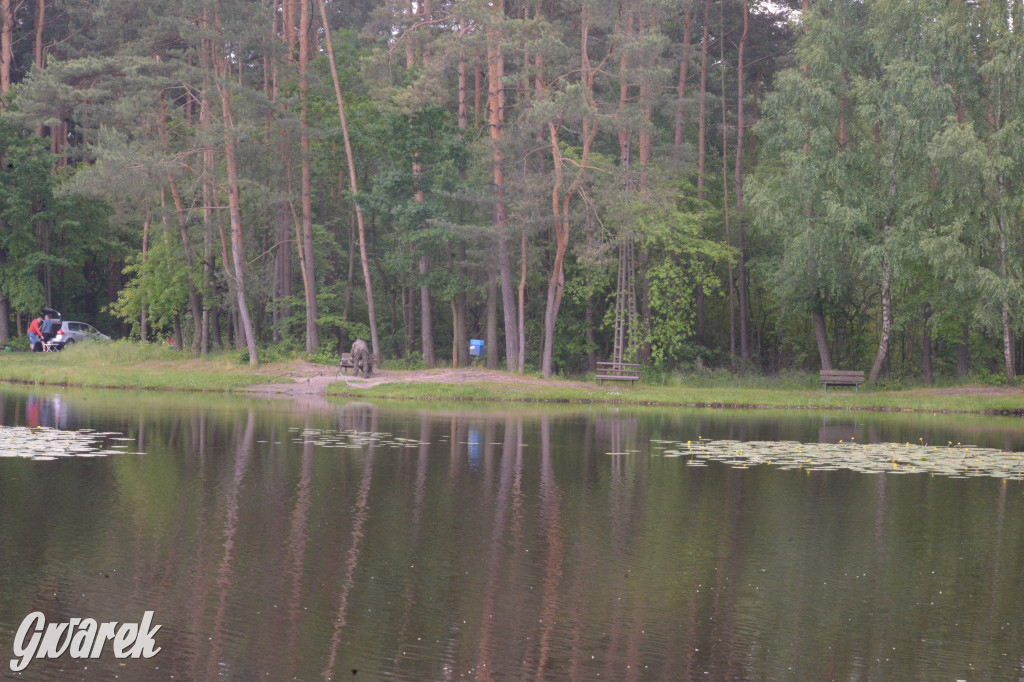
left=957, top=324, right=969, bottom=378
left=211, top=308, right=222, bottom=351
left=999, top=189, right=1013, bottom=380
left=540, top=4, right=597, bottom=378
left=140, top=218, right=150, bottom=342
left=317, top=0, right=380, bottom=362
left=419, top=255, right=434, bottom=366
left=454, top=33, right=470, bottom=369
left=403, top=287, right=415, bottom=355
left=518, top=232, right=526, bottom=373
left=298, top=0, right=319, bottom=354
left=412, top=1, right=434, bottom=365
left=0, top=0, right=12, bottom=104
left=585, top=295, right=596, bottom=371
left=0, top=294, right=8, bottom=344
left=720, top=2, right=735, bottom=368
left=922, top=304, right=933, bottom=386
left=674, top=8, right=693, bottom=148
left=487, top=3, right=519, bottom=372
left=813, top=301, right=833, bottom=371
left=217, top=55, right=258, bottom=365
left=697, top=0, right=709, bottom=198
left=695, top=0, right=711, bottom=344
left=735, top=1, right=750, bottom=364
left=200, top=17, right=216, bottom=356
left=33, top=0, right=43, bottom=68
left=173, top=314, right=183, bottom=351
left=30, top=0, right=43, bottom=136
left=486, top=278, right=498, bottom=369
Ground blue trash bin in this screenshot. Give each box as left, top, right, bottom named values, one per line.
left=469, top=339, right=484, bottom=357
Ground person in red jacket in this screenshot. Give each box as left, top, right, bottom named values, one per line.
left=27, top=316, right=43, bottom=352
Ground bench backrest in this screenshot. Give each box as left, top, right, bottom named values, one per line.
left=819, top=370, right=864, bottom=380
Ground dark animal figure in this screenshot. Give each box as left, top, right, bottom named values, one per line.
left=351, top=338, right=372, bottom=377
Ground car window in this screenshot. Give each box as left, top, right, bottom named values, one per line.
left=69, top=323, right=84, bottom=332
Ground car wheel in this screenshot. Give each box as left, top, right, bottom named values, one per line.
left=65, top=339, right=75, bottom=345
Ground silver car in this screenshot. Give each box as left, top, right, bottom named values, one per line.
left=50, top=321, right=110, bottom=349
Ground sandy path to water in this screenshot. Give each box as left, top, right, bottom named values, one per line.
left=247, top=362, right=589, bottom=401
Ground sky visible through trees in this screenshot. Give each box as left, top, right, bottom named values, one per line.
left=1, top=0, right=1023, bottom=381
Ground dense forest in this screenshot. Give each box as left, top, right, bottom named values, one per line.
left=1, top=0, right=1023, bottom=381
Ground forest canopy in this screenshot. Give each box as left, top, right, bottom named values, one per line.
left=1, top=0, right=1023, bottom=383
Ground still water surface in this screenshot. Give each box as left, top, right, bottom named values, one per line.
left=1, top=387, right=1023, bottom=680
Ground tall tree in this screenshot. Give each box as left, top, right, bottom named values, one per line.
left=297, top=0, right=319, bottom=354
left=316, top=0, right=380, bottom=362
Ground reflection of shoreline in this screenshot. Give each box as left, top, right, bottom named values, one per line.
left=6, top=384, right=1024, bottom=453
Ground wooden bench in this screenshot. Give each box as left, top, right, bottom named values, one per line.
left=596, top=361, right=641, bottom=386
left=820, top=369, right=865, bottom=393
left=338, top=352, right=354, bottom=374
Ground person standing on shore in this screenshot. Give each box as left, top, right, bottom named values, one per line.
left=27, top=316, right=43, bottom=352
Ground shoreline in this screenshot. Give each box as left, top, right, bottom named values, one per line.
left=2, top=343, right=1023, bottom=417
left=5, top=371, right=1024, bottom=419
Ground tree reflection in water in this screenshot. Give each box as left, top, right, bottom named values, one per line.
left=2, top=391, right=1024, bottom=680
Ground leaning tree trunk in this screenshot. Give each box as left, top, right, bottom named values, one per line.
left=869, top=156, right=897, bottom=383
left=217, top=54, right=258, bottom=365
left=539, top=3, right=597, bottom=378
left=813, top=298, right=833, bottom=371
left=868, top=260, right=891, bottom=383
left=316, top=0, right=380, bottom=362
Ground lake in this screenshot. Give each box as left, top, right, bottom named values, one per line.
left=1, top=386, right=1023, bottom=680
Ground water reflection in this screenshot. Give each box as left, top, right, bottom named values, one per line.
left=1, top=389, right=1024, bottom=680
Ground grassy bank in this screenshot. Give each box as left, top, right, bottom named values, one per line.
left=2, top=342, right=1023, bottom=415
left=327, top=378, right=1024, bottom=415
left=0, top=341, right=288, bottom=391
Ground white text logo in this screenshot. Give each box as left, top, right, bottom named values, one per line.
left=10, top=611, right=162, bottom=672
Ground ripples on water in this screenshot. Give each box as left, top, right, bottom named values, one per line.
left=0, top=391, right=1023, bottom=680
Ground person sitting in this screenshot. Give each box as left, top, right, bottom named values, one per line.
left=27, top=316, right=43, bottom=352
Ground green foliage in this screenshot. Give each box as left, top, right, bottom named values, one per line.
left=632, top=184, right=731, bottom=369
left=383, top=353, right=427, bottom=371
left=108, top=236, right=189, bottom=336
left=308, top=348, right=341, bottom=366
